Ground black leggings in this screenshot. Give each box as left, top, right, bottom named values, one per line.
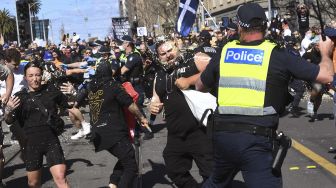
left=108, top=137, right=137, bottom=188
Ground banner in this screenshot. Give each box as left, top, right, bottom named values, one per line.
left=137, top=27, right=147, bottom=36
left=112, top=17, right=131, bottom=40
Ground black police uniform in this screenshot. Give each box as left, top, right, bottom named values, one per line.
left=286, top=45, right=305, bottom=116
left=155, top=58, right=213, bottom=188
left=194, top=43, right=217, bottom=57
left=200, top=39, right=319, bottom=187
left=11, top=84, right=69, bottom=171
left=76, top=61, right=137, bottom=187
left=122, top=51, right=144, bottom=105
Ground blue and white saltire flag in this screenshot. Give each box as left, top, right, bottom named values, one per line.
left=176, top=0, right=199, bottom=37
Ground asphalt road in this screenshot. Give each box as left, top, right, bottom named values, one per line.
left=2, top=99, right=336, bottom=188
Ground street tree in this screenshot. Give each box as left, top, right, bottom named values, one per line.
left=0, top=9, right=15, bottom=45
left=27, top=0, right=41, bottom=16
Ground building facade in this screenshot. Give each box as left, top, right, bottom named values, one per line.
left=204, top=0, right=331, bottom=31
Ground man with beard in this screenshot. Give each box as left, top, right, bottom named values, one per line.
left=149, top=40, right=213, bottom=187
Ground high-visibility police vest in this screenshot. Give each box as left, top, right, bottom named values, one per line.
left=218, top=40, right=277, bottom=116
left=120, top=49, right=141, bottom=64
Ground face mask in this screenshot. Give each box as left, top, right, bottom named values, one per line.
left=114, top=52, right=121, bottom=59
left=92, top=49, right=98, bottom=54
left=119, top=45, right=125, bottom=51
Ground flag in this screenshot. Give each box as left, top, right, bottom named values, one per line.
left=176, top=0, right=199, bottom=37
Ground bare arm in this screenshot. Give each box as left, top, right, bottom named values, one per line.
left=195, top=77, right=208, bottom=92
left=149, top=77, right=164, bottom=115
left=2, top=71, right=14, bottom=104
left=121, top=66, right=130, bottom=75
left=175, top=52, right=211, bottom=90
left=128, top=102, right=149, bottom=128
left=316, top=36, right=335, bottom=83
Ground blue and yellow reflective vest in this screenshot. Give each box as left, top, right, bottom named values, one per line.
left=217, top=40, right=277, bottom=116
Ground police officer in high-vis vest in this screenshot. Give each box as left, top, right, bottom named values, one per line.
left=196, top=3, right=335, bottom=188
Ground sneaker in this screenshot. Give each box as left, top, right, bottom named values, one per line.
left=70, top=129, right=85, bottom=140
left=309, top=112, right=318, bottom=122
left=82, top=122, right=91, bottom=135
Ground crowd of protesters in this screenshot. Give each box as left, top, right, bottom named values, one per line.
left=0, top=2, right=335, bottom=188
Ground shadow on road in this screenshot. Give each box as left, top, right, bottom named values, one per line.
left=142, top=159, right=175, bottom=188
left=151, top=123, right=167, bottom=134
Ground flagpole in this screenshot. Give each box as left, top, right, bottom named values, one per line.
left=199, top=0, right=218, bottom=29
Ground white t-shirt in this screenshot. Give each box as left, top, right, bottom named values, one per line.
left=0, top=64, right=27, bottom=96
left=283, top=28, right=292, bottom=37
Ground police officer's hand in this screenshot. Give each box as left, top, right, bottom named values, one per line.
left=319, top=36, right=335, bottom=57
left=149, top=101, right=163, bottom=115
left=175, top=77, right=190, bottom=90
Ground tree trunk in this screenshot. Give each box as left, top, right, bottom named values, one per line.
left=0, top=33, right=4, bottom=45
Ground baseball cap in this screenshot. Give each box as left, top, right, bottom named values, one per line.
left=237, top=3, right=267, bottom=28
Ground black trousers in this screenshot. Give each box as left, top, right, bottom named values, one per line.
left=163, top=127, right=213, bottom=188
left=108, top=137, right=137, bottom=188
left=289, top=79, right=305, bottom=107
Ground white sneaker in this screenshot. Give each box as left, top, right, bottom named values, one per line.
left=82, top=122, right=91, bottom=135
left=70, top=129, right=85, bottom=140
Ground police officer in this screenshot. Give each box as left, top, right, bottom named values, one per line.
left=223, top=22, right=239, bottom=45
left=194, top=30, right=217, bottom=57
left=119, top=35, right=144, bottom=105
left=150, top=40, right=212, bottom=188
left=196, top=3, right=334, bottom=187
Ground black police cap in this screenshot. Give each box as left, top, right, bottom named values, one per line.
left=98, top=46, right=111, bottom=54
left=200, top=30, right=212, bottom=39
left=227, top=22, right=238, bottom=31
left=121, top=35, right=133, bottom=43
left=237, top=3, right=267, bottom=28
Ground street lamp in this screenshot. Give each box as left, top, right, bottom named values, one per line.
left=28, top=2, right=38, bottom=42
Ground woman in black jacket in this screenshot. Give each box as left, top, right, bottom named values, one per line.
left=5, top=61, right=70, bottom=188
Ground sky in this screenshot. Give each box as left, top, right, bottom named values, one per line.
left=0, top=0, right=120, bottom=44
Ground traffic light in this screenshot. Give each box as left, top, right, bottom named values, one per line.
left=16, top=0, right=31, bottom=46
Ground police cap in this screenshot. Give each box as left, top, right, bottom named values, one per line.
left=227, top=22, right=238, bottom=31
left=121, top=35, right=133, bottom=43
left=200, top=30, right=212, bottom=40
left=237, top=3, right=267, bottom=28
left=98, top=46, right=111, bottom=54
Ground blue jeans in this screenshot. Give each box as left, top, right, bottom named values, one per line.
left=202, top=131, right=282, bottom=188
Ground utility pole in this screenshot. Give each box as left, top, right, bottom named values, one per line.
left=14, top=13, right=20, bottom=46
left=28, top=3, right=33, bottom=42
left=268, top=0, right=272, bottom=20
